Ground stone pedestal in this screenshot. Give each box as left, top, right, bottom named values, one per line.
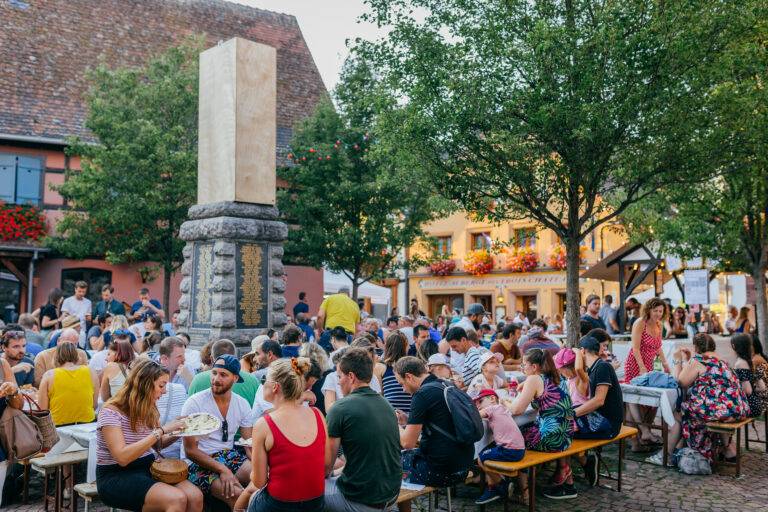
left=176, top=201, right=288, bottom=348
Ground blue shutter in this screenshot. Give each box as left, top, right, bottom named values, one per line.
left=0, top=154, right=16, bottom=203
left=16, top=156, right=42, bottom=205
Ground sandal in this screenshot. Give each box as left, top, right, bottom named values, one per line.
left=646, top=450, right=675, bottom=467
left=552, top=465, right=572, bottom=485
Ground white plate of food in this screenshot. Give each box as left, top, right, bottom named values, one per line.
left=235, top=437, right=253, bottom=447
left=170, top=413, right=221, bottom=437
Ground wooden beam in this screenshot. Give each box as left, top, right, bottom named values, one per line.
left=0, top=258, right=28, bottom=287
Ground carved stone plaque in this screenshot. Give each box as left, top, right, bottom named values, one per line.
left=189, top=242, right=214, bottom=345
left=235, top=242, right=269, bottom=329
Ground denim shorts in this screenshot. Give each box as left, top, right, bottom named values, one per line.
left=574, top=411, right=617, bottom=439
left=248, top=488, right=323, bottom=512
left=479, top=445, right=525, bottom=464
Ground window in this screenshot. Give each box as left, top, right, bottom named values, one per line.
left=0, top=152, right=43, bottom=206
left=471, top=232, right=492, bottom=251
left=436, top=236, right=452, bottom=255
left=61, top=268, right=112, bottom=305
left=514, top=227, right=537, bottom=250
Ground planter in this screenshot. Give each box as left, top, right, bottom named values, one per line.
left=429, top=255, right=456, bottom=277
left=506, top=247, right=539, bottom=272
left=464, top=249, right=494, bottom=276
left=0, top=202, right=47, bottom=242
left=548, top=243, right=586, bottom=270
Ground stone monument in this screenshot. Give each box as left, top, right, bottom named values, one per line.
left=176, top=37, right=288, bottom=348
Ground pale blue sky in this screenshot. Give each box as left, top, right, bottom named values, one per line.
left=235, top=0, right=383, bottom=92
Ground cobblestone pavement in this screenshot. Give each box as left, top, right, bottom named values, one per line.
left=6, top=421, right=767, bottom=511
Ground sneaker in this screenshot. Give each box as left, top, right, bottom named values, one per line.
left=475, top=486, right=503, bottom=505
left=543, top=483, right=578, bottom=500
left=583, top=453, right=598, bottom=487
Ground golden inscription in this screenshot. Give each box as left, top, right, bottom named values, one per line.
left=193, top=244, right=214, bottom=326
left=240, top=244, right=266, bottom=326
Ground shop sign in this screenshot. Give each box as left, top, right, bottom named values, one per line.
left=417, top=273, right=566, bottom=290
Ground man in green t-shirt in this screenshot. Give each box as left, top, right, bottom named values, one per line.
left=187, top=339, right=259, bottom=406
left=325, top=348, right=402, bottom=511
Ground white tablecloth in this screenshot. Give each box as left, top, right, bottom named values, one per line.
left=474, top=406, right=537, bottom=457
left=612, top=337, right=736, bottom=378
left=52, top=423, right=98, bottom=483
left=620, top=384, right=679, bottom=427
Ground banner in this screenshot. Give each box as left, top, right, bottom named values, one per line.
left=684, top=269, right=709, bottom=304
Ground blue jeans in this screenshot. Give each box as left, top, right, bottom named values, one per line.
left=574, top=411, right=616, bottom=439
left=248, top=488, right=323, bottom=512
left=479, top=445, right=525, bottom=464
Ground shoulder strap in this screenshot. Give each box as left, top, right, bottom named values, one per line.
left=420, top=380, right=459, bottom=442
left=161, top=383, right=174, bottom=423
left=119, top=364, right=127, bottom=379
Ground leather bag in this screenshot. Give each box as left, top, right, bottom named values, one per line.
left=0, top=365, right=43, bottom=462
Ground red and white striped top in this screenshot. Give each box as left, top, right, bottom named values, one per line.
left=96, top=407, right=155, bottom=466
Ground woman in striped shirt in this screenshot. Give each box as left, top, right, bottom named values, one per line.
left=374, top=331, right=413, bottom=414
left=96, top=359, right=201, bottom=512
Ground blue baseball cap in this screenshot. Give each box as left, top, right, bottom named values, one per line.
left=212, top=354, right=244, bottom=383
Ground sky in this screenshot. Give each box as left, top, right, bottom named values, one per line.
left=234, top=0, right=383, bottom=92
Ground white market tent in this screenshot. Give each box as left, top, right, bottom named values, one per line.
left=323, top=269, right=391, bottom=305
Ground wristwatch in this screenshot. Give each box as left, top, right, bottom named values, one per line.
left=672, top=359, right=682, bottom=365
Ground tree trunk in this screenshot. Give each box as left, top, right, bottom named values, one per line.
left=352, top=272, right=360, bottom=303
left=753, top=251, right=768, bottom=342
left=565, top=236, right=582, bottom=348
left=163, top=266, right=172, bottom=316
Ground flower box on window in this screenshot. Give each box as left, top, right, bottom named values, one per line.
left=548, top=243, right=586, bottom=270
left=506, top=247, right=539, bottom=272
left=0, top=201, right=47, bottom=242
left=464, top=249, right=494, bottom=276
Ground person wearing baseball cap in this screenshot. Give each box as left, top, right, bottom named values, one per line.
left=182, top=353, right=253, bottom=507
left=467, top=352, right=509, bottom=398
left=543, top=336, right=624, bottom=500
left=473, top=389, right=526, bottom=504
left=554, top=348, right=590, bottom=407
left=426, top=353, right=452, bottom=380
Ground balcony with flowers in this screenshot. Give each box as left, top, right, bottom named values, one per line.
left=505, top=247, right=539, bottom=272
left=0, top=202, right=48, bottom=242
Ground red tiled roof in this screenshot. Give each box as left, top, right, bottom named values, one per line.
left=0, top=0, right=326, bottom=152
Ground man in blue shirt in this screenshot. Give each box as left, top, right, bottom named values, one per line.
left=296, top=312, right=315, bottom=343
left=129, top=287, right=164, bottom=324
left=281, top=326, right=303, bottom=359
left=93, top=284, right=126, bottom=317
left=293, top=291, right=309, bottom=318
left=580, top=294, right=607, bottom=331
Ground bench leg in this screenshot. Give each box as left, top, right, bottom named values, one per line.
left=446, top=486, right=452, bottom=512
left=528, top=466, right=536, bottom=512
left=736, top=427, right=742, bottom=478
left=22, top=463, right=29, bottom=504
left=764, top=411, right=768, bottom=453
left=618, top=438, right=625, bottom=492
left=745, top=422, right=749, bottom=451
left=662, top=422, right=668, bottom=467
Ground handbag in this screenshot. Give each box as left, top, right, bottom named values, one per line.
left=150, top=385, right=187, bottom=484
left=23, top=394, right=59, bottom=452
left=150, top=449, right=188, bottom=484
left=0, top=365, right=43, bottom=462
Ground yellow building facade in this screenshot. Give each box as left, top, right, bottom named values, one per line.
left=409, top=212, right=627, bottom=323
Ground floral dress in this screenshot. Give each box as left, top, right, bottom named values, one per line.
left=681, top=356, right=749, bottom=460
left=753, top=363, right=768, bottom=412
left=522, top=375, right=574, bottom=452
left=734, top=367, right=765, bottom=418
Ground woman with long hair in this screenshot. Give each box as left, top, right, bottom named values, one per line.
left=96, top=360, right=201, bottom=512
left=374, top=331, right=412, bottom=414
left=731, top=334, right=766, bottom=418
left=625, top=298, right=669, bottom=449
left=242, top=357, right=331, bottom=512
left=100, top=337, right=136, bottom=401
left=734, top=307, right=753, bottom=333
left=40, top=288, right=65, bottom=333
left=668, top=307, right=688, bottom=339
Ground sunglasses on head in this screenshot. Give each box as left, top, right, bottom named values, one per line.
left=114, top=329, right=131, bottom=335
left=3, top=331, right=25, bottom=339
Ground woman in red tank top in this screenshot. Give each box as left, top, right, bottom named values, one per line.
left=238, top=357, right=330, bottom=512
left=625, top=298, right=669, bottom=450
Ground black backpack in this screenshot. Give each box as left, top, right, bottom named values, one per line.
left=422, top=379, right=484, bottom=444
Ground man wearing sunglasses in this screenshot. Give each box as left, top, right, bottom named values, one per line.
left=183, top=354, right=253, bottom=509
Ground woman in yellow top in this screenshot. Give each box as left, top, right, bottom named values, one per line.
left=38, top=342, right=99, bottom=425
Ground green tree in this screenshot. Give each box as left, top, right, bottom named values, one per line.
left=50, top=37, right=203, bottom=312
left=278, top=58, right=449, bottom=300
left=361, top=0, right=758, bottom=346
left=623, top=22, right=768, bottom=336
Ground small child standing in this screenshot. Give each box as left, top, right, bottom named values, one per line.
left=474, top=389, right=526, bottom=505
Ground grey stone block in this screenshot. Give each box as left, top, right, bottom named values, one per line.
left=179, top=277, right=191, bottom=293
left=270, top=260, right=285, bottom=277
left=271, top=277, right=286, bottom=294
left=213, top=259, right=235, bottom=275
left=211, top=311, right=237, bottom=328
left=212, top=276, right=236, bottom=292
left=188, top=201, right=279, bottom=221
left=270, top=245, right=284, bottom=258
left=212, top=295, right=236, bottom=310
left=272, top=295, right=287, bottom=311
left=181, top=260, right=193, bottom=277
left=178, top=295, right=190, bottom=309
left=182, top=244, right=193, bottom=259
left=214, top=241, right=236, bottom=256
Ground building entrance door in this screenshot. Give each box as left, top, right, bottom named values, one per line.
left=428, top=295, right=463, bottom=319
left=520, top=295, right=537, bottom=323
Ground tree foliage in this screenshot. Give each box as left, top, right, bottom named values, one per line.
left=278, top=58, right=449, bottom=300
left=360, top=0, right=759, bottom=345
left=623, top=19, right=768, bottom=336
left=50, top=36, right=203, bottom=312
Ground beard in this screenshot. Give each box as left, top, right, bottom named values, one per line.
left=211, top=381, right=234, bottom=395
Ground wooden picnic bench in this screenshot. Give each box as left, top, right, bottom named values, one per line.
left=706, top=416, right=755, bottom=478
left=743, top=410, right=768, bottom=453
left=396, top=486, right=437, bottom=511
left=483, top=425, right=638, bottom=512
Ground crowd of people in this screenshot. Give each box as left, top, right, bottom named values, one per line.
left=0, top=283, right=762, bottom=510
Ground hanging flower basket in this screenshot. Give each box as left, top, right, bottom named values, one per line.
left=0, top=202, right=47, bottom=242
left=464, top=249, right=494, bottom=276
left=548, top=243, right=586, bottom=270
left=429, top=254, right=456, bottom=277
left=506, top=247, right=539, bottom=273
